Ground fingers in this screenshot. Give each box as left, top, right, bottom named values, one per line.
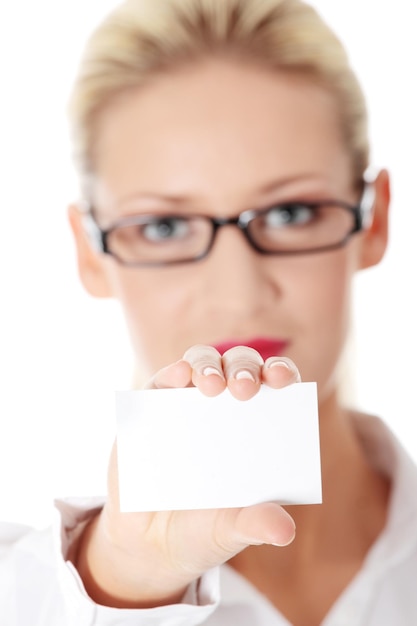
left=146, top=345, right=301, bottom=398
left=145, top=359, right=193, bottom=390
left=168, top=504, right=296, bottom=578
left=184, top=345, right=300, bottom=399
left=183, top=345, right=226, bottom=397
left=262, top=356, right=301, bottom=388
left=183, top=344, right=265, bottom=399
left=232, top=502, right=296, bottom=547
left=211, top=503, right=296, bottom=558
left=222, top=346, right=263, bottom=400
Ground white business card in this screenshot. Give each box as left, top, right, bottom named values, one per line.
left=116, top=383, right=322, bottom=512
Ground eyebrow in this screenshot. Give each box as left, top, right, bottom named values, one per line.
left=114, top=173, right=330, bottom=207
left=257, top=173, right=329, bottom=195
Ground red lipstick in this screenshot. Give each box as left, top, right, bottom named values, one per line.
left=213, top=337, right=289, bottom=360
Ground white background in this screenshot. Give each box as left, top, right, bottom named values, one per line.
left=0, top=1, right=416, bottom=529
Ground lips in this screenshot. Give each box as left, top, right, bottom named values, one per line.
left=212, top=337, right=289, bottom=361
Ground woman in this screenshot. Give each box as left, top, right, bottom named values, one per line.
left=2, top=0, right=417, bottom=624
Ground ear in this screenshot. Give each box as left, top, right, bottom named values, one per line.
left=67, top=203, right=113, bottom=298
left=358, top=168, right=390, bottom=270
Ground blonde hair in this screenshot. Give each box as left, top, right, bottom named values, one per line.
left=68, top=0, right=369, bottom=196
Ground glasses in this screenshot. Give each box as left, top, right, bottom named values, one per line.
left=83, top=182, right=375, bottom=267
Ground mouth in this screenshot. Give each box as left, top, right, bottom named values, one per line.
left=212, top=337, right=290, bottom=361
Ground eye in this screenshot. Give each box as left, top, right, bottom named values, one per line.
left=140, top=217, right=190, bottom=242
left=265, top=203, right=316, bottom=227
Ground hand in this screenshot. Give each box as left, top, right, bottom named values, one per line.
left=74, top=345, right=300, bottom=608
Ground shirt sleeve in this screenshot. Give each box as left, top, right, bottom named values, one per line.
left=53, top=497, right=220, bottom=626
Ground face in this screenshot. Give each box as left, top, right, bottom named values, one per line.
left=70, top=60, right=388, bottom=399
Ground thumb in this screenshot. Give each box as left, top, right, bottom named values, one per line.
left=217, top=502, right=296, bottom=553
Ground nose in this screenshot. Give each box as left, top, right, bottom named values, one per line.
left=200, top=223, right=280, bottom=316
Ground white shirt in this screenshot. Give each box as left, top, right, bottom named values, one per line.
left=2, top=414, right=417, bottom=625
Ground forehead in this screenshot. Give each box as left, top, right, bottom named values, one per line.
left=92, top=60, right=352, bottom=206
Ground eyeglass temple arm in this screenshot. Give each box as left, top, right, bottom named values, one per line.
left=80, top=206, right=107, bottom=253
left=359, top=179, right=376, bottom=230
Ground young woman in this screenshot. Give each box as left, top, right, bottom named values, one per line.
left=2, top=1, right=417, bottom=624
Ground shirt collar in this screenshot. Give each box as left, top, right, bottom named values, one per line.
left=352, top=413, right=417, bottom=568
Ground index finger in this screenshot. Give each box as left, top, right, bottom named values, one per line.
left=182, top=344, right=226, bottom=397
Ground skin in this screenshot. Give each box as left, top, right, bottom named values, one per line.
left=68, top=59, right=391, bottom=625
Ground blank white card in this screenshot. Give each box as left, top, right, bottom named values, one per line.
left=116, top=383, right=322, bottom=512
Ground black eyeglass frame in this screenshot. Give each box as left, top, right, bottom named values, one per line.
left=82, top=181, right=375, bottom=267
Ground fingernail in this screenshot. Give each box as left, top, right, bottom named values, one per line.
left=202, top=366, right=224, bottom=378
left=266, top=358, right=301, bottom=382
left=268, top=360, right=290, bottom=370
left=234, top=369, right=256, bottom=382
left=272, top=526, right=296, bottom=547
left=272, top=538, right=294, bottom=547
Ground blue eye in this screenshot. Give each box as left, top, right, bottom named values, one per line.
left=141, top=217, right=190, bottom=242
left=265, top=204, right=316, bottom=227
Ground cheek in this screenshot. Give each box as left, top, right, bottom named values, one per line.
left=300, top=251, right=353, bottom=322
left=287, top=251, right=355, bottom=389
